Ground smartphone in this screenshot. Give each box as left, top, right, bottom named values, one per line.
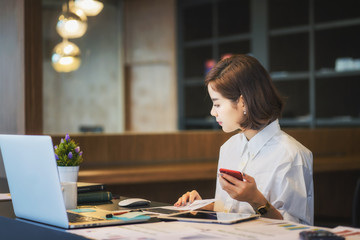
left=219, top=168, right=243, bottom=181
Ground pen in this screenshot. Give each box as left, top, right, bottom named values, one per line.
left=106, top=210, right=129, bottom=218
left=106, top=209, right=142, bottom=218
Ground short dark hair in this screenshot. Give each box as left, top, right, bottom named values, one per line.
left=205, top=54, right=284, bottom=130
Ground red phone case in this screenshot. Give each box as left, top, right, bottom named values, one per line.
left=219, top=168, right=243, bottom=181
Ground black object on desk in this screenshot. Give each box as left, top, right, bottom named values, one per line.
left=77, top=191, right=113, bottom=204
left=77, top=182, right=106, bottom=193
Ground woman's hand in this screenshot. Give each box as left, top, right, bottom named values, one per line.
left=218, top=172, right=260, bottom=203
left=219, top=172, right=283, bottom=220
left=174, top=190, right=202, bottom=207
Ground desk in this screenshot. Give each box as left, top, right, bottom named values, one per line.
left=1, top=175, right=359, bottom=240
left=1, top=198, right=359, bottom=240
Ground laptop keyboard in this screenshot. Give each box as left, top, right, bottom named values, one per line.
left=67, top=212, right=105, bottom=223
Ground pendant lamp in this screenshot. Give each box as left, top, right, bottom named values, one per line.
left=51, top=39, right=81, bottom=72
left=74, top=0, right=104, bottom=16
left=56, top=2, right=87, bottom=39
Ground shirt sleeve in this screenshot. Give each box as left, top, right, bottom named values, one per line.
left=270, top=158, right=313, bottom=225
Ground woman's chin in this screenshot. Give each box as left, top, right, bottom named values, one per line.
left=222, top=127, right=234, bottom=133
left=222, top=126, right=242, bottom=133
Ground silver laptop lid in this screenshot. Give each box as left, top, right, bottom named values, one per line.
left=0, top=134, right=69, bottom=228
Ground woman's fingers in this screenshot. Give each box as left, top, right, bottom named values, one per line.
left=219, top=172, right=242, bottom=186
left=174, top=191, right=191, bottom=206
left=174, top=190, right=201, bottom=206
left=174, top=197, right=182, bottom=206
left=242, top=172, right=254, bottom=183
left=189, top=190, right=201, bottom=203
left=218, top=172, right=259, bottom=202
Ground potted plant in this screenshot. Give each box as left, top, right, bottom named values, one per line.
left=54, top=134, right=83, bottom=182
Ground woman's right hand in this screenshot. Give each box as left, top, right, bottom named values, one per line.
left=174, top=190, right=202, bottom=207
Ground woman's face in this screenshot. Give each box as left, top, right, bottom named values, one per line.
left=208, top=83, right=245, bottom=133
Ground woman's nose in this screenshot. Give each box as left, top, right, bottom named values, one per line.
left=210, top=106, right=217, bottom=117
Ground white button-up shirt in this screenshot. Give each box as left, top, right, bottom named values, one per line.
left=214, top=119, right=314, bottom=225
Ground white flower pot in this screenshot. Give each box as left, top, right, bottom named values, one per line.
left=58, top=166, right=79, bottom=182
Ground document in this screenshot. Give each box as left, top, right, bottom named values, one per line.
left=68, top=217, right=322, bottom=240
left=160, top=198, right=215, bottom=211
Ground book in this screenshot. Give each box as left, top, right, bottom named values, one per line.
left=77, top=182, right=106, bottom=193
left=77, top=191, right=113, bottom=204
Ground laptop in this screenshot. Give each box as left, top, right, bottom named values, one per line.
left=0, top=134, right=150, bottom=229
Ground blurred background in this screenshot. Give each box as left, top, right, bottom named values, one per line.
left=1, top=0, right=360, bottom=228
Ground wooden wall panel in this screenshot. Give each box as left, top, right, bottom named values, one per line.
left=51, top=131, right=233, bottom=167
left=52, top=128, right=360, bottom=171
left=24, top=0, right=43, bottom=134
left=286, top=128, right=360, bottom=156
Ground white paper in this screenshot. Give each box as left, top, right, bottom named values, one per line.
left=0, top=193, right=11, bottom=201
left=160, top=198, right=215, bottom=211
left=68, top=217, right=321, bottom=240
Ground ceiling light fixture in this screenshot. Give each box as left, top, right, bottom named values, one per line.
left=56, top=2, right=87, bottom=39
left=74, top=0, right=104, bottom=16
left=51, top=39, right=81, bottom=73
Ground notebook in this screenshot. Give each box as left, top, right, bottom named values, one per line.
left=0, top=134, right=150, bottom=229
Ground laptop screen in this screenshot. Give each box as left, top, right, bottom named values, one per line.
left=0, top=135, right=69, bottom=228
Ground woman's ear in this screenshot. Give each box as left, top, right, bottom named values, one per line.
left=238, top=95, right=246, bottom=110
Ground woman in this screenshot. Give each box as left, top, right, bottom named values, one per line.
left=174, top=54, right=314, bottom=225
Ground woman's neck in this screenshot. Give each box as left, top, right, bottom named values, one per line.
left=243, top=129, right=259, bottom=141
left=243, top=120, right=272, bottom=140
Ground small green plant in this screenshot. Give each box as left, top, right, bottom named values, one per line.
left=54, top=134, right=83, bottom=166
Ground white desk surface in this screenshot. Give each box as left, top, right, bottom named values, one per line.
left=67, top=217, right=353, bottom=240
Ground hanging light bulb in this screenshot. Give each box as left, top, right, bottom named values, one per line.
left=51, top=39, right=81, bottom=72
left=56, top=2, right=87, bottom=39
left=69, top=0, right=87, bottom=23
left=74, top=0, right=104, bottom=16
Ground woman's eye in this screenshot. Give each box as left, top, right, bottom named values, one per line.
left=214, top=104, right=220, bottom=108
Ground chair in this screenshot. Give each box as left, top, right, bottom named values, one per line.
left=353, top=178, right=360, bottom=228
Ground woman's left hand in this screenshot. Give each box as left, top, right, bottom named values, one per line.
left=218, top=172, right=262, bottom=203
left=219, top=172, right=284, bottom=220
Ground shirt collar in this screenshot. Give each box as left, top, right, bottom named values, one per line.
left=237, top=133, right=248, bottom=158
left=247, top=119, right=281, bottom=158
